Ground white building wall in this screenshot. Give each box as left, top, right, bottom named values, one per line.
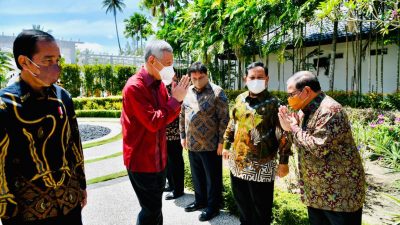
left=256, top=42, right=398, bottom=94
left=0, top=34, right=79, bottom=64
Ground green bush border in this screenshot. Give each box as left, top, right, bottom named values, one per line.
left=76, top=110, right=121, bottom=118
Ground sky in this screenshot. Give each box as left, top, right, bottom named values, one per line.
left=0, top=0, right=152, bottom=54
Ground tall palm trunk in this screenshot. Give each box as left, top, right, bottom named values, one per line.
left=380, top=36, right=384, bottom=94
left=277, top=61, right=281, bottom=91
left=368, top=21, right=372, bottom=92
left=114, top=9, right=122, bottom=54
left=345, top=25, right=349, bottom=92
left=358, top=21, right=363, bottom=93
left=397, top=30, right=400, bottom=92
left=328, top=20, right=338, bottom=91
left=375, top=33, right=379, bottom=93
left=317, top=21, right=322, bottom=76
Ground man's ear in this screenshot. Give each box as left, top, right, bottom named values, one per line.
left=265, top=75, right=270, bottom=83
left=18, top=55, right=28, bottom=70
left=148, top=55, right=155, bottom=64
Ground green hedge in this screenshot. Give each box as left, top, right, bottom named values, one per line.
left=75, top=110, right=121, bottom=118
left=182, top=151, right=309, bottom=224
left=225, top=89, right=400, bottom=110
left=73, top=96, right=123, bottom=110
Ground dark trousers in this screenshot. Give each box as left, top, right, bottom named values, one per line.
left=308, top=207, right=363, bottom=225
left=166, top=140, right=184, bottom=195
left=2, top=205, right=82, bottom=225
left=128, top=169, right=166, bottom=225
left=188, top=150, right=222, bottom=211
left=231, top=174, right=274, bottom=225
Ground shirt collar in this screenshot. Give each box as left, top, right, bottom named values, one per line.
left=301, top=92, right=325, bottom=115
left=140, top=67, right=161, bottom=88
left=244, top=88, right=270, bottom=102
left=192, top=82, right=211, bottom=94
left=18, top=76, right=56, bottom=102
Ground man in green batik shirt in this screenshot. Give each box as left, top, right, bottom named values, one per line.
left=222, top=62, right=292, bottom=225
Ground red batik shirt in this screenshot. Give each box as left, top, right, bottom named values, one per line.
left=121, top=67, right=181, bottom=173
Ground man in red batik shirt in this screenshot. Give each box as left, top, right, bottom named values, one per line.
left=121, top=40, right=190, bottom=225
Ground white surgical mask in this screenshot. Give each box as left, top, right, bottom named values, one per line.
left=247, top=79, right=266, bottom=94
left=159, top=65, right=175, bottom=86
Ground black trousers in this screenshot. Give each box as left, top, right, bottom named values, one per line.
left=188, top=150, right=222, bottom=211
left=128, top=169, right=166, bottom=225
left=308, top=207, right=363, bottom=225
left=166, top=140, right=184, bottom=195
left=1, top=205, right=82, bottom=225
left=231, top=174, right=274, bottom=225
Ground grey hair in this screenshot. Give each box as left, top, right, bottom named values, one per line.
left=144, top=40, right=173, bottom=61
left=287, top=71, right=321, bottom=92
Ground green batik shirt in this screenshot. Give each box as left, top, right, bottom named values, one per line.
left=0, top=78, right=86, bottom=221
left=292, top=93, right=365, bottom=212
left=223, top=90, right=291, bottom=182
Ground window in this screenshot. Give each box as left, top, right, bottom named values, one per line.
left=370, top=48, right=388, bottom=56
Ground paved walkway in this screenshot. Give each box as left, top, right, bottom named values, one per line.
left=79, top=118, right=240, bottom=225
left=83, top=177, right=239, bottom=225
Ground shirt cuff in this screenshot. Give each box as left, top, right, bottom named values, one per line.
left=291, top=124, right=301, bottom=133
left=223, top=141, right=231, bottom=150
left=279, top=155, right=289, bottom=164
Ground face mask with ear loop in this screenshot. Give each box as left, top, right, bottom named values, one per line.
left=151, top=58, right=175, bottom=85
left=24, top=57, right=60, bottom=86
left=24, top=57, right=65, bottom=118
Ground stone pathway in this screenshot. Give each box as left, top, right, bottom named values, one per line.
left=79, top=118, right=240, bottom=225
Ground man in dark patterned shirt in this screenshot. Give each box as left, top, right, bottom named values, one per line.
left=0, top=30, right=86, bottom=225
left=278, top=71, right=365, bottom=225
left=180, top=62, right=229, bottom=221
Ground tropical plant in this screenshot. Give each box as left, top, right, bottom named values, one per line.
left=0, top=50, right=15, bottom=88
left=124, top=13, right=153, bottom=54
left=382, top=193, right=400, bottom=224
left=102, top=0, right=126, bottom=54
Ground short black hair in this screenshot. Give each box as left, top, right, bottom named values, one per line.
left=188, top=61, right=207, bottom=75
left=245, top=61, right=268, bottom=76
left=13, top=29, right=56, bottom=69
left=288, top=71, right=321, bottom=92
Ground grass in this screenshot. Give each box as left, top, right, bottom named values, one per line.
left=87, top=170, right=127, bottom=185
left=83, top=133, right=122, bottom=149
left=85, top=152, right=122, bottom=164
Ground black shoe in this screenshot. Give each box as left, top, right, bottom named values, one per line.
left=184, top=202, right=206, bottom=212
left=165, top=192, right=184, bottom=200
left=199, top=209, right=219, bottom=221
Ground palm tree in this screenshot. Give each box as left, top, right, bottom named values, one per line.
left=102, top=0, right=126, bottom=54
left=124, top=13, right=153, bottom=54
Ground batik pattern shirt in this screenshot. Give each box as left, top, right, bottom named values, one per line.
left=291, top=93, right=365, bottom=212
left=0, top=78, right=86, bottom=221
left=179, top=83, right=229, bottom=152
left=223, top=90, right=291, bottom=182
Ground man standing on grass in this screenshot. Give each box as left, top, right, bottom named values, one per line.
left=278, top=71, right=365, bottom=225
left=121, top=40, right=190, bottom=225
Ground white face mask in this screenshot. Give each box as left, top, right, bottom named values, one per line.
left=247, top=79, right=266, bottom=94
left=159, top=65, right=175, bottom=86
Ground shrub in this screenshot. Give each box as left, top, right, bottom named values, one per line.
left=75, top=110, right=121, bottom=118
left=60, top=64, right=81, bottom=97
left=73, top=96, right=123, bottom=110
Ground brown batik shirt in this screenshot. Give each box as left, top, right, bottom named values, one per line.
left=291, top=93, right=365, bottom=212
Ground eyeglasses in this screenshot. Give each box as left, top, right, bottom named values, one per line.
left=287, top=89, right=302, bottom=98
